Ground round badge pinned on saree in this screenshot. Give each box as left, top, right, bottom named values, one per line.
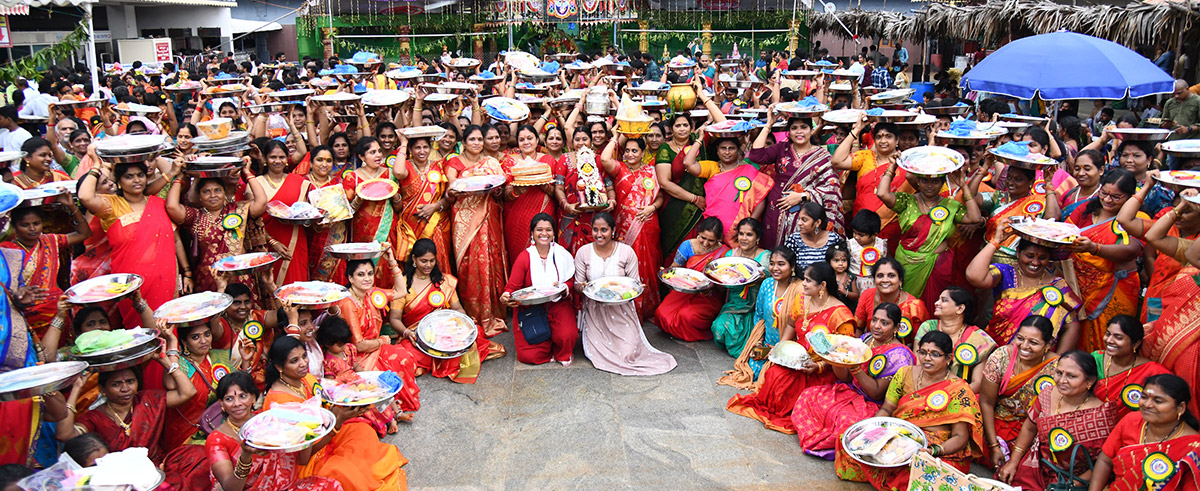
left=642, top=177, right=655, bottom=190
left=221, top=214, right=244, bottom=231
left=867, top=355, right=887, bottom=377
left=897, top=317, right=913, bottom=338
left=1041, top=286, right=1065, bottom=307
left=954, top=343, right=979, bottom=366
left=929, top=206, right=950, bottom=224
left=428, top=291, right=446, bottom=307
left=1024, top=201, right=1045, bottom=215
left=341, top=169, right=354, bottom=180
left=734, top=176, right=752, bottom=191
left=1048, top=427, right=1074, bottom=452
left=810, top=324, right=829, bottom=335
left=212, top=363, right=230, bottom=381
left=243, top=320, right=265, bottom=341
left=310, top=381, right=323, bottom=398
left=1034, top=375, right=1056, bottom=395
left=1144, top=452, right=1177, bottom=483
left=384, top=155, right=397, bottom=169
left=1035, top=181, right=1047, bottom=195
left=1121, top=383, right=1145, bottom=410
left=370, top=289, right=389, bottom=309
left=926, top=390, right=950, bottom=411
left=427, top=170, right=443, bottom=182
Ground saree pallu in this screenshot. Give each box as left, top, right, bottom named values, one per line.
left=447, top=156, right=507, bottom=336
left=263, top=174, right=311, bottom=285
left=654, top=243, right=730, bottom=341
left=747, top=142, right=841, bottom=246
left=892, top=193, right=965, bottom=300
left=398, top=277, right=487, bottom=384
left=334, top=295, right=420, bottom=411
left=69, top=215, right=111, bottom=285
left=98, top=195, right=176, bottom=330
left=502, top=154, right=557, bottom=269
left=553, top=153, right=596, bottom=256
left=75, top=390, right=167, bottom=461
left=656, top=143, right=705, bottom=261
left=792, top=341, right=915, bottom=456
left=309, top=178, right=348, bottom=283
left=0, top=248, right=37, bottom=370
left=615, top=163, right=663, bottom=319
left=0, top=234, right=67, bottom=337
left=986, top=194, right=1047, bottom=254
left=344, top=170, right=397, bottom=289
left=853, top=289, right=929, bottom=345
left=835, top=370, right=984, bottom=490
left=0, top=398, right=39, bottom=466
left=263, top=374, right=407, bottom=491
left=1111, top=435, right=1200, bottom=491
left=725, top=304, right=855, bottom=434
left=701, top=164, right=775, bottom=247
left=1143, top=277, right=1200, bottom=420
left=1092, top=351, right=1172, bottom=422
left=182, top=202, right=253, bottom=296
left=718, top=277, right=805, bottom=389
left=1011, top=395, right=1117, bottom=491
left=395, top=159, right=451, bottom=269
left=986, top=263, right=1081, bottom=345
left=324, top=344, right=396, bottom=437
left=711, top=249, right=771, bottom=357
left=985, top=345, right=1057, bottom=443
left=206, top=429, right=344, bottom=491
left=1067, top=211, right=1145, bottom=353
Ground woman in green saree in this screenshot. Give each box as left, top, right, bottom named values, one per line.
left=655, top=115, right=704, bottom=261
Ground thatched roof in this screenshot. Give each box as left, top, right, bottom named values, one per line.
left=809, top=0, right=1200, bottom=48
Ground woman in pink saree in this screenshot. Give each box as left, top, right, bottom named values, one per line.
left=681, top=135, right=774, bottom=247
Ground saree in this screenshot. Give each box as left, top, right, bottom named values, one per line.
left=324, top=344, right=396, bottom=437
left=657, top=142, right=705, bottom=260
left=554, top=153, right=598, bottom=255
left=261, top=173, right=311, bottom=285
left=718, top=277, right=803, bottom=389
left=834, top=367, right=984, bottom=490
left=263, top=374, right=408, bottom=491
left=1010, top=391, right=1119, bottom=491
left=0, top=398, right=40, bottom=466
left=0, top=234, right=67, bottom=337
left=654, top=240, right=730, bottom=341
left=75, top=390, right=167, bottom=461
left=69, top=215, right=112, bottom=285
left=501, top=154, right=557, bottom=269
left=849, top=150, right=908, bottom=235
left=395, top=159, right=451, bottom=269
left=446, top=155, right=507, bottom=336
left=96, top=195, right=176, bottom=329
left=334, top=294, right=421, bottom=411
left=1144, top=286, right=1200, bottom=420
left=180, top=202, right=252, bottom=296
left=613, top=162, right=663, bottom=319
left=747, top=141, right=841, bottom=246
left=1091, top=351, right=1172, bottom=422
left=913, top=321, right=998, bottom=384
left=792, top=338, right=915, bottom=457
left=853, top=288, right=929, bottom=345
left=725, top=303, right=855, bottom=434
left=206, top=429, right=344, bottom=491
left=343, top=170, right=397, bottom=289
left=985, top=263, right=1081, bottom=345
left=892, top=192, right=965, bottom=302
left=710, top=249, right=771, bottom=357
left=1103, top=412, right=1200, bottom=491
left=982, top=345, right=1058, bottom=443
left=1142, top=224, right=1197, bottom=323
left=1066, top=209, right=1145, bottom=352
left=309, top=177, right=348, bottom=283
left=700, top=163, right=775, bottom=247
left=154, top=350, right=230, bottom=491
left=397, top=276, right=489, bottom=384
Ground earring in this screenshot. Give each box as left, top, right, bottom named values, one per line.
left=182, top=345, right=190, bottom=356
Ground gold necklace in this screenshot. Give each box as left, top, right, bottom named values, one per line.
left=916, top=368, right=948, bottom=391
left=227, top=418, right=246, bottom=434
left=263, top=173, right=285, bottom=188
left=105, top=402, right=133, bottom=436
left=1141, top=420, right=1183, bottom=444
left=279, top=378, right=306, bottom=397
left=1055, top=392, right=1089, bottom=415
left=308, top=173, right=330, bottom=187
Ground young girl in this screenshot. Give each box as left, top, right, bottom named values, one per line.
left=826, top=241, right=859, bottom=309
left=315, top=315, right=405, bottom=435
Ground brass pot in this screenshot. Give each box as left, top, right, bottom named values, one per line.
left=666, top=83, right=697, bottom=112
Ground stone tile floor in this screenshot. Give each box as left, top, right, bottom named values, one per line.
left=386, top=323, right=893, bottom=490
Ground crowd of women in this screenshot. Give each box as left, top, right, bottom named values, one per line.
left=0, top=46, right=1198, bottom=491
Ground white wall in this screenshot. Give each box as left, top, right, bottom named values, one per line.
left=134, top=5, right=232, bottom=39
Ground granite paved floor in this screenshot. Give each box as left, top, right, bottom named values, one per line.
left=384, top=323, right=880, bottom=490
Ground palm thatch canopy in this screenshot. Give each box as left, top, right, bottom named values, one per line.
left=809, top=0, right=1200, bottom=48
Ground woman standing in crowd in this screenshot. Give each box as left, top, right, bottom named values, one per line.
left=748, top=108, right=843, bottom=245
left=601, top=133, right=664, bottom=319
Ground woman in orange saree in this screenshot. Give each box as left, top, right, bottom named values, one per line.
left=681, top=136, right=775, bottom=247
left=1064, top=168, right=1146, bottom=353
left=852, top=258, right=928, bottom=345
left=395, top=238, right=498, bottom=384
left=262, top=336, right=408, bottom=491
left=835, top=331, right=984, bottom=491
left=501, top=125, right=558, bottom=269
left=726, top=261, right=856, bottom=434
left=984, top=166, right=1056, bottom=260
left=257, top=139, right=312, bottom=285
left=306, top=145, right=349, bottom=283
left=445, top=125, right=508, bottom=336
left=603, top=134, right=664, bottom=320
left=0, top=204, right=90, bottom=337
left=1095, top=315, right=1172, bottom=421
left=1116, top=176, right=1200, bottom=325
left=393, top=137, right=452, bottom=269
left=1090, top=374, right=1200, bottom=491
left=333, top=251, right=420, bottom=413
left=343, top=137, right=401, bottom=289
left=792, top=302, right=915, bottom=459
left=654, top=218, right=728, bottom=341
left=979, top=316, right=1058, bottom=468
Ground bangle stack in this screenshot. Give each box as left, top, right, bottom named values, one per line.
left=234, top=458, right=252, bottom=480
left=50, top=317, right=66, bottom=331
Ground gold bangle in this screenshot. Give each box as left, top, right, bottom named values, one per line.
left=65, top=403, right=77, bottom=414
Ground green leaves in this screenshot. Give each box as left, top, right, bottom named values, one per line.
left=0, top=21, right=88, bottom=85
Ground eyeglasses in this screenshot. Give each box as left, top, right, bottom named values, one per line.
left=1098, top=190, right=1128, bottom=202
left=916, top=350, right=946, bottom=359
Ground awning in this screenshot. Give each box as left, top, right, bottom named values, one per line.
left=230, top=17, right=283, bottom=34
left=0, top=4, right=29, bottom=14
left=0, top=0, right=95, bottom=9
left=120, top=0, right=237, bottom=6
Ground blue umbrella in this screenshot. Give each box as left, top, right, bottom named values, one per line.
left=959, top=31, right=1174, bottom=100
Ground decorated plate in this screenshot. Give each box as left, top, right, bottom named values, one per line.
left=360, top=89, right=410, bottom=107
left=703, top=256, right=766, bottom=287
left=482, top=97, right=531, bottom=122
left=37, top=180, right=78, bottom=195
left=820, top=109, right=863, bottom=125
left=213, top=252, right=280, bottom=273
left=326, top=242, right=385, bottom=260
left=95, top=134, right=169, bottom=155
left=155, top=292, right=234, bottom=326
left=777, top=100, right=829, bottom=116
left=65, top=273, right=144, bottom=305
left=447, top=57, right=481, bottom=69
left=842, top=417, right=928, bottom=468
left=511, top=284, right=568, bottom=306
left=1009, top=217, right=1082, bottom=247
left=583, top=276, right=644, bottom=304
left=319, top=371, right=402, bottom=410
left=356, top=179, right=399, bottom=201
left=1110, top=128, right=1173, bottom=142
left=989, top=144, right=1058, bottom=169
left=70, top=327, right=159, bottom=359
left=415, top=309, right=479, bottom=358
left=659, top=267, right=712, bottom=293
left=897, top=146, right=965, bottom=177
left=1154, top=170, right=1200, bottom=188
left=241, top=404, right=336, bottom=453
left=400, top=125, right=449, bottom=140
left=18, top=186, right=65, bottom=207
left=807, top=331, right=872, bottom=367
left=1162, top=139, right=1200, bottom=157
left=274, top=281, right=351, bottom=308
left=503, top=51, right=541, bottom=72
left=0, top=361, right=88, bottom=401
left=768, top=340, right=812, bottom=370
left=450, top=174, right=506, bottom=194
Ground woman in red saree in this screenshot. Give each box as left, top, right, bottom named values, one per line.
left=14, top=137, right=71, bottom=190
left=79, top=159, right=178, bottom=328
left=995, top=350, right=1119, bottom=490
left=305, top=145, right=349, bottom=283
left=501, top=125, right=558, bottom=269
left=207, top=371, right=344, bottom=491
left=681, top=135, right=774, bottom=247
left=747, top=109, right=842, bottom=245
left=343, top=137, right=400, bottom=289
left=394, top=137, right=452, bottom=269
left=1117, top=175, right=1200, bottom=324
left=445, top=124, right=508, bottom=337
left=1090, top=374, right=1200, bottom=491
left=1094, top=315, right=1172, bottom=421
left=727, top=261, right=856, bottom=434
left=654, top=218, right=728, bottom=341
left=553, top=128, right=612, bottom=256
left=979, top=316, right=1059, bottom=467
left=601, top=135, right=664, bottom=320
left=166, top=172, right=268, bottom=295
left=333, top=249, right=420, bottom=413
left=0, top=204, right=90, bottom=337
left=257, top=139, right=313, bottom=285
left=835, top=331, right=984, bottom=490
left=852, top=258, right=928, bottom=345
left=792, top=302, right=915, bottom=458
left=395, top=238, right=498, bottom=384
